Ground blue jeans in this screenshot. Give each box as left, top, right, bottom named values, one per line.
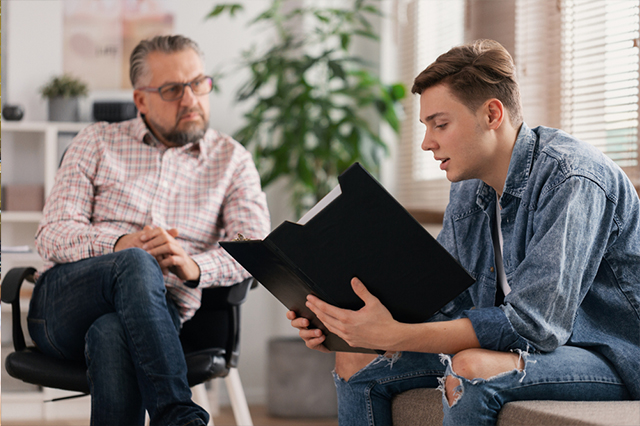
left=335, top=347, right=630, bottom=426
left=27, top=248, right=209, bottom=426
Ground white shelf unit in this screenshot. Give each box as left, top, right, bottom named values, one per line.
left=1, top=118, right=92, bottom=277
left=2, top=121, right=91, bottom=267
left=2, top=120, right=90, bottom=195
left=1, top=121, right=94, bottom=423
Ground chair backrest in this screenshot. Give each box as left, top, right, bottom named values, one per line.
left=1, top=267, right=37, bottom=351
left=179, top=277, right=255, bottom=369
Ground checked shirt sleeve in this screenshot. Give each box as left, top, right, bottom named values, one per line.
left=35, top=127, right=121, bottom=263
left=190, top=148, right=271, bottom=288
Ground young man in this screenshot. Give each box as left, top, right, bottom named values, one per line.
left=29, top=35, right=271, bottom=426
left=289, top=39, right=639, bottom=425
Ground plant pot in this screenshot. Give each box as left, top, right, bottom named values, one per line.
left=48, top=96, right=80, bottom=122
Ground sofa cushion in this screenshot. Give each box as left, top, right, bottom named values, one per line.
left=391, top=388, right=640, bottom=426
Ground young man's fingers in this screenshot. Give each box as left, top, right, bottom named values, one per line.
left=286, top=310, right=297, bottom=321
left=299, top=328, right=324, bottom=340
left=301, top=333, right=329, bottom=352
left=351, top=277, right=380, bottom=306
left=306, top=294, right=349, bottom=322
left=308, top=301, right=348, bottom=337
left=290, top=316, right=310, bottom=329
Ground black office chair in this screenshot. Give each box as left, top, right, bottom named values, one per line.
left=1, top=266, right=255, bottom=426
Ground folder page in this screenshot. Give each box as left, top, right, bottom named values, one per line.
left=298, top=184, right=342, bottom=225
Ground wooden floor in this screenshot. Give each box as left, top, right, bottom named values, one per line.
left=1, top=404, right=339, bottom=426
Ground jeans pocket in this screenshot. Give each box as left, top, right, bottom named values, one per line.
left=27, top=317, right=65, bottom=359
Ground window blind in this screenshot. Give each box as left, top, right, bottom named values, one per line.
left=515, top=0, right=562, bottom=129
left=396, top=0, right=465, bottom=212
left=561, top=0, right=640, bottom=185
left=397, top=0, right=639, bottom=214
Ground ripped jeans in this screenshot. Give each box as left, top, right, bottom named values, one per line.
left=334, top=346, right=630, bottom=426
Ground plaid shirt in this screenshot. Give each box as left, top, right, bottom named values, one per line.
left=35, top=116, right=271, bottom=322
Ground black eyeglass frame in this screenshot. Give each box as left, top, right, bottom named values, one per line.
left=136, top=76, right=214, bottom=101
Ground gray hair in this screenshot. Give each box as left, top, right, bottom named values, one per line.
left=129, top=35, right=204, bottom=88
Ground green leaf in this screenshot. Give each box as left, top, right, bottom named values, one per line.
left=251, top=8, right=275, bottom=24
left=314, top=11, right=330, bottom=23
left=353, top=29, right=379, bottom=41
left=229, top=4, right=244, bottom=16
left=328, top=60, right=347, bottom=80
left=389, top=83, right=406, bottom=101
left=297, top=156, right=315, bottom=189
left=206, top=4, right=244, bottom=19
left=360, top=4, right=383, bottom=16
left=340, top=33, right=351, bottom=51
left=207, top=5, right=226, bottom=18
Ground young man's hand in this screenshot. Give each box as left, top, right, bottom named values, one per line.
left=286, top=311, right=331, bottom=353
left=305, top=277, right=400, bottom=351
left=114, top=226, right=201, bottom=282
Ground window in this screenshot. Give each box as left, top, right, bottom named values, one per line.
left=396, top=0, right=640, bottom=216
left=396, top=0, right=465, bottom=213
left=517, top=0, right=640, bottom=186
left=561, top=0, right=639, bottom=181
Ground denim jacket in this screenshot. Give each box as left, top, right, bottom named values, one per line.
left=436, top=123, right=640, bottom=399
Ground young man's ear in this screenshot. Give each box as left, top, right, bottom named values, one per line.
left=133, top=90, right=149, bottom=115
left=484, top=99, right=505, bottom=130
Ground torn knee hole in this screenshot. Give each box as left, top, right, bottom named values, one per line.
left=444, top=375, right=463, bottom=407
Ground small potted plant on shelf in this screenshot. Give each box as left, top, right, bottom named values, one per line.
left=40, top=74, right=89, bottom=122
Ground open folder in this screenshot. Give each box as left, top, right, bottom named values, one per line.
left=220, top=163, right=475, bottom=353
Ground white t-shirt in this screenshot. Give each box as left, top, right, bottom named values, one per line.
left=493, top=196, right=511, bottom=297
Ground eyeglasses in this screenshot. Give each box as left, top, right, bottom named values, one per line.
left=137, top=76, right=213, bottom=101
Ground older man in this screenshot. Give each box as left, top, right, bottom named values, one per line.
left=29, top=35, right=270, bottom=426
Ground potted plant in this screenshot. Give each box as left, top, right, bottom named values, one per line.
left=208, top=0, right=405, bottom=216
left=40, top=74, right=89, bottom=122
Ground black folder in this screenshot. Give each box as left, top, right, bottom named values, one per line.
left=220, top=163, right=475, bottom=353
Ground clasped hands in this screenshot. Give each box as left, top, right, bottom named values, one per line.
left=288, top=277, right=403, bottom=353
left=114, top=225, right=200, bottom=282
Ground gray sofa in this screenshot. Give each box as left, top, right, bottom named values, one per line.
left=392, top=388, right=640, bottom=425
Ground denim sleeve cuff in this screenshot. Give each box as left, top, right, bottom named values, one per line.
left=463, top=307, right=532, bottom=352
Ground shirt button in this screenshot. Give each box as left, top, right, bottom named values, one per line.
left=162, top=181, right=169, bottom=188
left=490, top=267, right=495, bottom=272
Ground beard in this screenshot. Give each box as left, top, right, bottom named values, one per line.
left=146, top=108, right=209, bottom=147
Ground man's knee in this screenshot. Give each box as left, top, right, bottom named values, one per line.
left=86, top=313, right=127, bottom=351
left=85, top=314, right=131, bottom=372
left=451, top=348, right=523, bottom=380
left=444, top=348, right=523, bottom=405
left=113, top=248, right=164, bottom=292
left=116, top=247, right=160, bottom=274
left=335, top=352, right=378, bottom=382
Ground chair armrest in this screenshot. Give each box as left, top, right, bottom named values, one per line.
left=226, top=277, right=256, bottom=306
left=1, top=267, right=37, bottom=352
left=226, top=278, right=256, bottom=368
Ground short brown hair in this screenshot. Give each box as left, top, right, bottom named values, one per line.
left=411, top=39, right=522, bottom=127
left=129, top=35, right=204, bottom=88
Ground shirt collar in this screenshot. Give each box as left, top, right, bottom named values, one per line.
left=502, top=122, right=538, bottom=199
left=476, top=122, right=538, bottom=209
